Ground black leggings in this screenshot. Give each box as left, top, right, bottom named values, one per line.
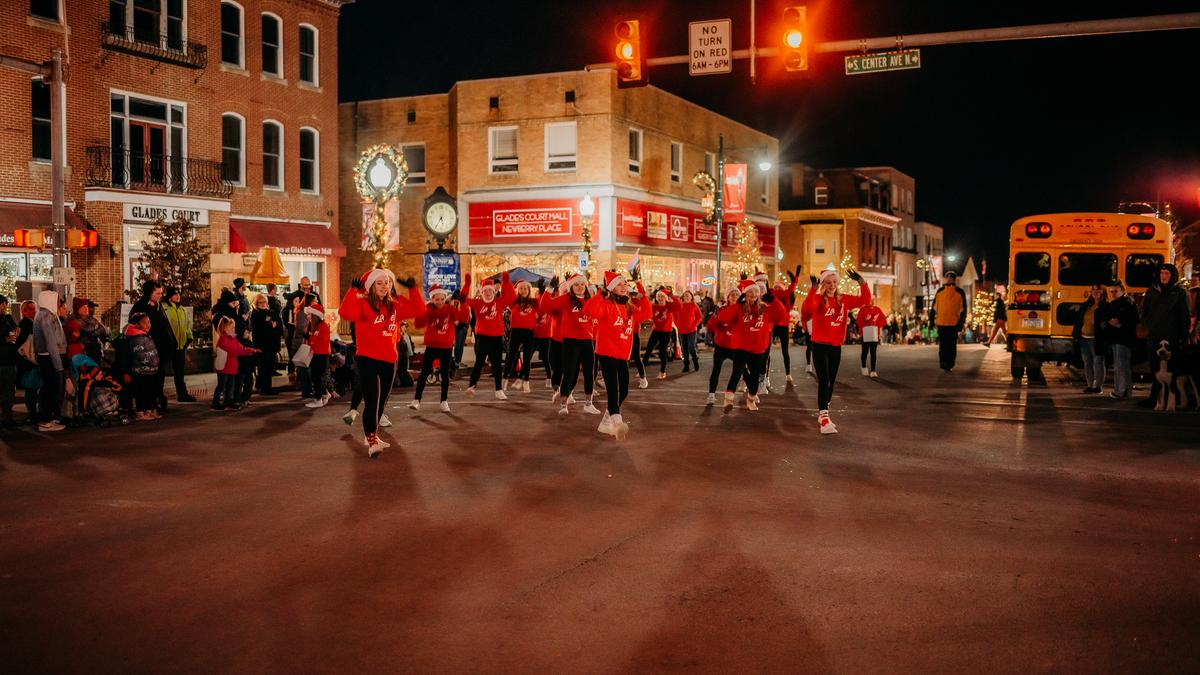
left=415, top=346, right=453, bottom=402
left=310, top=354, right=328, bottom=398
left=861, top=341, right=878, bottom=371
left=771, top=325, right=792, bottom=375
left=811, top=342, right=842, bottom=411
left=727, top=349, right=761, bottom=396
left=597, top=354, right=630, bottom=415
left=709, top=345, right=735, bottom=394
left=503, top=328, right=535, bottom=381
left=549, top=339, right=564, bottom=389
left=357, top=355, right=396, bottom=435
left=560, top=337, right=595, bottom=398
left=629, top=333, right=646, bottom=378
left=469, top=333, right=504, bottom=389
left=534, top=337, right=554, bottom=382
left=644, top=330, right=672, bottom=374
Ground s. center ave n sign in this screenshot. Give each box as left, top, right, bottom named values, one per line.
left=845, top=49, right=921, bottom=75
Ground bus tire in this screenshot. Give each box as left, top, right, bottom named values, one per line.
left=1011, top=365, right=1024, bottom=379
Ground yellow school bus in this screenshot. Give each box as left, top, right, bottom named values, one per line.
left=1007, top=212, right=1171, bottom=379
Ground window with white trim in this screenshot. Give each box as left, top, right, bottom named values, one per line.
left=221, top=113, right=243, bottom=185
left=628, top=128, right=642, bottom=174
left=32, top=81, right=51, bottom=161
left=261, top=13, right=281, bottom=76
left=299, top=127, right=318, bottom=193
left=220, top=2, right=243, bottom=67
left=814, top=185, right=828, bottom=205
left=107, top=0, right=186, bottom=51
left=401, top=143, right=425, bottom=185
left=299, top=24, right=317, bottom=85
left=670, top=142, right=682, bottom=184
left=814, top=239, right=825, bottom=255
left=262, top=120, right=282, bottom=190
left=489, top=126, right=518, bottom=174
left=545, top=122, right=576, bottom=172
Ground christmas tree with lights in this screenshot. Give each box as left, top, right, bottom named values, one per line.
left=729, top=217, right=760, bottom=279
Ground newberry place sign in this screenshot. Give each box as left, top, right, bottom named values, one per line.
left=845, top=49, right=921, bottom=75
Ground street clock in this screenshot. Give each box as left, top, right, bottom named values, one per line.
left=422, top=186, right=458, bottom=240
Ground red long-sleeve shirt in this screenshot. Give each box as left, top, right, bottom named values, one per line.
left=464, top=275, right=516, bottom=337
left=585, top=294, right=651, bottom=360
left=339, top=285, right=423, bottom=362
left=801, top=283, right=871, bottom=346
left=534, top=304, right=554, bottom=339
left=856, top=305, right=887, bottom=328
left=771, top=279, right=799, bottom=326
left=416, top=302, right=469, bottom=349
left=706, top=311, right=737, bottom=350
left=675, top=302, right=702, bottom=334
left=541, top=291, right=595, bottom=341
left=507, top=298, right=539, bottom=331
left=649, top=297, right=681, bottom=332
left=718, top=297, right=789, bottom=353
left=305, top=320, right=331, bottom=355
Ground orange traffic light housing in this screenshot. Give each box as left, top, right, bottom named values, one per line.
left=67, top=229, right=99, bottom=249
left=782, top=6, right=808, bottom=72
left=615, top=20, right=648, bottom=89
left=13, top=229, right=47, bottom=248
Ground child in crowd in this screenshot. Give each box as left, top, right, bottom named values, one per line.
left=213, top=316, right=259, bottom=411
left=126, top=312, right=161, bottom=421
left=303, top=304, right=332, bottom=408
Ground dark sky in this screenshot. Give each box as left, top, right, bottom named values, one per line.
left=339, top=1, right=1200, bottom=278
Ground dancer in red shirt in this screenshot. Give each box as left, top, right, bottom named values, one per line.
left=705, top=286, right=743, bottom=405
left=767, top=266, right=801, bottom=383
left=339, top=268, right=423, bottom=456
left=676, top=291, right=703, bottom=373
left=801, top=268, right=871, bottom=434
left=643, top=288, right=681, bottom=379
left=462, top=271, right=516, bottom=399
left=302, top=303, right=332, bottom=409
left=586, top=270, right=651, bottom=438
left=538, top=280, right=567, bottom=395
left=717, top=280, right=789, bottom=413
left=856, top=298, right=888, bottom=378
left=532, top=285, right=556, bottom=389
left=541, top=273, right=601, bottom=416
left=408, top=285, right=469, bottom=412
left=503, top=278, right=540, bottom=393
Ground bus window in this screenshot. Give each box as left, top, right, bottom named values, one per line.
left=1125, top=254, right=1164, bottom=288
left=1014, top=252, right=1051, bottom=285
left=1058, top=252, right=1117, bottom=286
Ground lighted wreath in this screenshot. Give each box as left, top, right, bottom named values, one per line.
left=353, top=144, right=408, bottom=203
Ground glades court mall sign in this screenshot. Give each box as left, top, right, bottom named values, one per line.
left=493, top=207, right=572, bottom=237
left=123, top=203, right=209, bottom=226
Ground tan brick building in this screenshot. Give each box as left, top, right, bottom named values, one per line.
left=1, top=0, right=346, bottom=322
left=339, top=70, right=779, bottom=298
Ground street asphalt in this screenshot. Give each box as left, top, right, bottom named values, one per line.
left=1, top=343, right=1198, bottom=674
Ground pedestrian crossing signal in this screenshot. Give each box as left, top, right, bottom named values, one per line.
left=615, top=20, right=648, bottom=89
left=782, top=7, right=808, bottom=72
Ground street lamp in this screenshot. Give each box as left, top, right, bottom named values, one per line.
left=714, top=134, right=773, bottom=292
left=579, top=193, right=595, bottom=278
left=353, top=144, right=408, bottom=269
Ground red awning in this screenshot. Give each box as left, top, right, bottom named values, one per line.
left=229, top=218, right=346, bottom=257
left=0, top=202, right=87, bottom=242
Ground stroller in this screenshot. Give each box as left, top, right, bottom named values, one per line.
left=73, top=354, right=131, bottom=427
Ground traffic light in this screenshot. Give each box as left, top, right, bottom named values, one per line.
left=782, top=6, right=808, bottom=72
left=13, top=229, right=46, bottom=248
left=615, top=20, right=648, bottom=89
left=67, top=229, right=99, bottom=249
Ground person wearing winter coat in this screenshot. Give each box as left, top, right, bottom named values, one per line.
left=933, top=272, right=968, bottom=371
left=303, top=303, right=332, bottom=408
left=802, top=268, right=872, bottom=434
left=1097, top=280, right=1139, bottom=399
left=717, top=280, right=789, bottom=413
left=125, top=312, right=161, bottom=420
left=1140, top=262, right=1192, bottom=403
left=250, top=294, right=282, bottom=396
left=856, top=298, right=888, bottom=378
left=31, top=290, right=67, bottom=432
left=212, top=316, right=259, bottom=411
left=503, top=279, right=540, bottom=393
left=408, top=285, right=469, bottom=412
left=70, top=297, right=107, bottom=365
left=163, top=288, right=195, bottom=402
left=643, top=289, right=681, bottom=379
left=462, top=272, right=516, bottom=399
left=0, top=296, right=20, bottom=425
left=1071, top=284, right=1108, bottom=394
left=676, top=290, right=703, bottom=373
left=585, top=271, right=651, bottom=439
left=540, top=273, right=601, bottom=416
left=706, top=286, right=744, bottom=405
left=130, top=280, right=177, bottom=411
left=212, top=288, right=255, bottom=404
left=339, top=268, right=423, bottom=456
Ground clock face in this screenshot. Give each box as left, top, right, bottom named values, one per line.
left=424, top=201, right=458, bottom=235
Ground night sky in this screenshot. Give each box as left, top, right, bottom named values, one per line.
left=338, top=1, right=1200, bottom=279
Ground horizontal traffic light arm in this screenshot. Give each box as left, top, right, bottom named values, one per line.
left=585, top=12, right=1200, bottom=71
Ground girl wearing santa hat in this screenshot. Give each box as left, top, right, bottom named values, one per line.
left=676, top=290, right=703, bottom=373
left=540, top=272, right=601, bottom=416
left=538, top=279, right=567, bottom=396
left=717, top=279, right=789, bottom=413
left=339, top=268, right=423, bottom=456
left=801, top=267, right=871, bottom=434
left=705, top=286, right=744, bottom=405
left=303, top=303, right=332, bottom=408
left=407, top=285, right=469, bottom=412
left=767, top=265, right=802, bottom=383
left=462, top=271, right=516, bottom=399
left=585, top=270, right=651, bottom=438
left=856, top=296, right=887, bottom=378
left=533, top=288, right=556, bottom=390
left=643, top=288, right=681, bottom=379
left=502, top=278, right=540, bottom=393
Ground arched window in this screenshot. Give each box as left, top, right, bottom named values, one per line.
left=221, top=113, right=244, bottom=186
left=298, top=24, right=318, bottom=85
left=220, top=2, right=244, bottom=68
left=299, top=127, right=318, bottom=193
left=262, top=120, right=283, bottom=190
left=261, top=13, right=282, bottom=76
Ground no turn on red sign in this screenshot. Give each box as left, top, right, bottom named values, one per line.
left=689, top=19, right=732, bottom=75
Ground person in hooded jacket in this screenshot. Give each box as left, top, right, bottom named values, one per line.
left=1097, top=280, right=1139, bottom=399
left=503, top=278, right=540, bottom=393
left=408, top=285, right=468, bottom=412
left=71, top=298, right=107, bottom=365
left=802, top=268, right=871, bottom=434
left=462, top=271, right=516, bottom=399
left=125, top=312, right=161, bottom=420
left=586, top=270, right=651, bottom=439
left=130, top=280, right=177, bottom=411
left=31, top=290, right=67, bottom=432
left=1140, top=262, right=1193, bottom=403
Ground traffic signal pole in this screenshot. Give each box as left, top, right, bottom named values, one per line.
left=585, top=12, right=1200, bottom=71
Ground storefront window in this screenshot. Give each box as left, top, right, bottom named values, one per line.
left=29, top=254, right=53, bottom=280
left=0, top=253, right=28, bottom=280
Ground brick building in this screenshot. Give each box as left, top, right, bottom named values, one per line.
left=339, top=70, right=779, bottom=298
left=0, top=0, right=346, bottom=322
left=778, top=164, right=918, bottom=316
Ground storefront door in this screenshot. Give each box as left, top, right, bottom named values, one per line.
left=129, top=120, right=166, bottom=192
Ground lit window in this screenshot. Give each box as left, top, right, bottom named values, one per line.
left=299, top=128, right=318, bottom=193
left=670, top=142, right=682, bottom=184
left=220, top=2, right=243, bottom=67
left=489, top=127, right=518, bottom=174
left=261, top=14, right=281, bottom=76
left=545, top=122, right=577, bottom=172
left=299, top=25, right=317, bottom=85
left=628, top=128, right=642, bottom=174
left=814, top=185, right=828, bottom=206
left=262, top=121, right=282, bottom=190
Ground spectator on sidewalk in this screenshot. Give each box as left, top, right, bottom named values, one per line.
left=1140, top=263, right=1192, bottom=404
left=71, top=298, right=106, bottom=365
left=130, top=280, right=177, bottom=412
left=1098, top=280, right=1138, bottom=399
left=163, top=287, right=195, bottom=402
left=933, top=272, right=967, bottom=371
left=125, top=312, right=161, bottom=421
left=1072, top=284, right=1108, bottom=393
left=251, top=294, right=281, bottom=396
left=32, top=291, right=66, bottom=432
left=0, top=296, right=19, bottom=425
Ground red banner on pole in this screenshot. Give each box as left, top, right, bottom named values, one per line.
left=723, top=164, right=747, bottom=222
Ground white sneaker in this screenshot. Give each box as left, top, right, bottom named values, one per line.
left=870, top=371, right=878, bottom=378
left=723, top=391, right=735, bottom=414
left=763, top=377, right=771, bottom=389
left=305, top=398, right=325, bottom=408
left=558, top=403, right=569, bottom=417
left=598, top=412, right=615, bottom=435
left=566, top=395, right=576, bottom=404
left=440, top=401, right=450, bottom=413
left=502, top=379, right=510, bottom=391
left=545, top=378, right=553, bottom=389
left=786, top=374, right=794, bottom=382
left=752, top=394, right=760, bottom=404
left=379, top=414, right=392, bottom=428
left=523, top=381, right=531, bottom=393
left=38, top=421, right=65, bottom=432
left=583, top=402, right=602, bottom=415
left=407, top=400, right=420, bottom=410
left=551, top=390, right=561, bottom=404
left=706, top=393, right=716, bottom=405
left=376, top=437, right=391, bottom=448
left=819, top=411, right=838, bottom=434
left=611, top=414, right=629, bottom=441
left=465, top=386, right=475, bottom=398
left=321, top=393, right=332, bottom=405
left=746, top=397, right=759, bottom=411
left=639, top=377, right=649, bottom=389
left=495, top=390, right=507, bottom=400
left=343, top=409, right=358, bottom=425
left=366, top=436, right=383, bottom=458
left=861, top=367, right=869, bottom=376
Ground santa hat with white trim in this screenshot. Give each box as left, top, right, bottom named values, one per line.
left=603, top=270, right=626, bottom=291
left=564, top=272, right=586, bottom=289
left=754, top=271, right=769, bottom=284
left=362, top=268, right=396, bottom=291
left=738, top=279, right=758, bottom=293
left=819, top=268, right=840, bottom=285
left=428, top=285, right=449, bottom=299
left=515, top=278, right=532, bottom=292
left=305, top=303, right=326, bottom=319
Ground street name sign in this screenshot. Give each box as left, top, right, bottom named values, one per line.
left=689, top=19, right=732, bottom=75
left=845, top=49, right=921, bottom=75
